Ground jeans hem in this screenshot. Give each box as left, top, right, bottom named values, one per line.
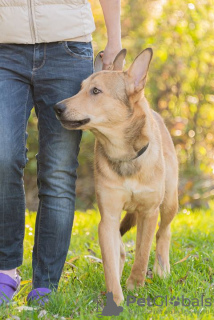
left=32, top=282, right=58, bottom=291
left=0, top=259, right=23, bottom=270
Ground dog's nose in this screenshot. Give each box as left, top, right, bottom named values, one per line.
left=54, top=103, right=66, bottom=117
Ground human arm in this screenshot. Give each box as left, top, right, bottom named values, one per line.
left=99, top=0, right=122, bottom=70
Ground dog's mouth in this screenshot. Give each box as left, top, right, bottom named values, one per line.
left=60, top=118, right=90, bottom=128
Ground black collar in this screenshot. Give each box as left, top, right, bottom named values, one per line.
left=132, top=143, right=149, bottom=160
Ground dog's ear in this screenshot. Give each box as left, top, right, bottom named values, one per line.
left=94, top=49, right=126, bottom=72
left=112, top=49, right=127, bottom=71
left=126, top=48, right=153, bottom=93
left=94, top=50, right=104, bottom=73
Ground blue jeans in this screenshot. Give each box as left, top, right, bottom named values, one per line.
left=0, top=41, right=93, bottom=289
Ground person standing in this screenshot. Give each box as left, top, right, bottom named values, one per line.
left=0, top=0, right=122, bottom=305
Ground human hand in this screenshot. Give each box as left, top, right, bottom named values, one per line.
left=100, top=42, right=122, bottom=70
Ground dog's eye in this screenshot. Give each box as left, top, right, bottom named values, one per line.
left=92, top=87, right=102, bottom=95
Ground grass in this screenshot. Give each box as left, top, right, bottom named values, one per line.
left=1, top=202, right=214, bottom=319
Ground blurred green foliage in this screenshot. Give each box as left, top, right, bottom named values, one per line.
left=24, top=0, right=214, bottom=210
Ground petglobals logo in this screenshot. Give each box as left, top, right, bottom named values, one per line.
left=127, top=294, right=212, bottom=307
left=96, top=292, right=212, bottom=318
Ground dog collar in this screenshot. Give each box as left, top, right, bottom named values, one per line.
left=132, top=143, right=149, bottom=160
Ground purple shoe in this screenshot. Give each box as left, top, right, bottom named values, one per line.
left=27, top=288, right=52, bottom=306
left=0, top=273, right=21, bottom=305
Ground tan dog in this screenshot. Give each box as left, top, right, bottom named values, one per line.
left=54, top=48, right=178, bottom=306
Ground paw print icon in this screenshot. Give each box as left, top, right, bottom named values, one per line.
left=169, top=296, right=180, bottom=306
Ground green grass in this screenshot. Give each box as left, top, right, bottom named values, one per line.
left=1, top=203, right=214, bottom=319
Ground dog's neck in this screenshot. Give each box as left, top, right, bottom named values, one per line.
left=92, top=99, right=152, bottom=163
left=94, top=132, right=149, bottom=163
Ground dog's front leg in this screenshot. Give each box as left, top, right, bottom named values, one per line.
left=126, top=207, right=159, bottom=290
left=97, top=189, right=125, bottom=306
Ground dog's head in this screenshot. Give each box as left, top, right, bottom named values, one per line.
left=54, top=48, right=153, bottom=132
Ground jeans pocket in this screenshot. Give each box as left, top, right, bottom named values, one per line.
left=63, top=41, right=93, bottom=60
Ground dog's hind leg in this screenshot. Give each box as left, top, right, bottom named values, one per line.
left=126, top=208, right=159, bottom=290
left=153, top=190, right=178, bottom=277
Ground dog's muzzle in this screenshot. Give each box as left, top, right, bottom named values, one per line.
left=53, top=103, right=90, bottom=129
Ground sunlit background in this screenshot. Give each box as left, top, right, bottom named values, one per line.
left=24, top=0, right=214, bottom=211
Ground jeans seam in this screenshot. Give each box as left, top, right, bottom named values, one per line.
left=20, top=86, right=31, bottom=244
left=33, top=109, right=43, bottom=284
left=21, top=87, right=30, bottom=170
left=33, top=197, right=44, bottom=285
left=32, top=44, right=47, bottom=82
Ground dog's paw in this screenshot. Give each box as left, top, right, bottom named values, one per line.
left=113, top=293, right=124, bottom=306
left=153, top=259, right=170, bottom=278
left=126, top=275, right=144, bottom=290
left=126, top=279, right=135, bottom=291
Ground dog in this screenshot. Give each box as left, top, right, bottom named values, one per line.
left=54, top=48, right=178, bottom=306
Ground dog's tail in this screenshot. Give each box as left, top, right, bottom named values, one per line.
left=120, top=212, right=137, bottom=236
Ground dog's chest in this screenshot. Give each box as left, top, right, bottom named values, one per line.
left=122, top=179, right=156, bottom=212
left=111, top=161, right=140, bottom=177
